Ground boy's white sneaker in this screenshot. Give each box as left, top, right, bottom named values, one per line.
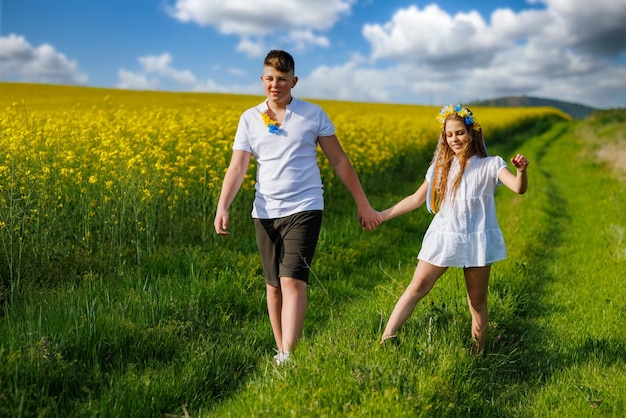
left=274, top=350, right=290, bottom=365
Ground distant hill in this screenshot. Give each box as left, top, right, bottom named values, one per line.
left=469, top=96, right=598, bottom=120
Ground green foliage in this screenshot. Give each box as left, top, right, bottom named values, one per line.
left=0, top=83, right=565, bottom=295
left=1, top=111, right=625, bottom=417
left=589, top=108, right=626, bottom=125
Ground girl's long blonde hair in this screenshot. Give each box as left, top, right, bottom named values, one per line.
left=429, top=112, right=486, bottom=213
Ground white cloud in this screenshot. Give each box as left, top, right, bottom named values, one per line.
left=236, top=37, right=266, bottom=57
left=296, top=56, right=396, bottom=103
left=0, top=33, right=88, bottom=84
left=490, top=8, right=551, bottom=40
left=285, top=30, right=330, bottom=52
left=139, top=53, right=197, bottom=85
left=541, top=0, right=626, bottom=55
left=155, top=0, right=625, bottom=108
left=117, top=52, right=257, bottom=95
left=362, top=5, right=507, bottom=68
left=193, top=79, right=259, bottom=95
left=354, top=1, right=626, bottom=108
left=192, top=79, right=221, bottom=92
left=163, top=0, right=622, bottom=108
left=167, top=0, right=353, bottom=51
left=228, top=68, right=247, bottom=76
left=117, top=69, right=160, bottom=90
left=117, top=53, right=196, bottom=89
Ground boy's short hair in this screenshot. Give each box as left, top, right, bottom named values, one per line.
left=264, top=50, right=295, bottom=74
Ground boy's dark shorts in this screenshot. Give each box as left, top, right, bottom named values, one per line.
left=254, top=210, right=323, bottom=288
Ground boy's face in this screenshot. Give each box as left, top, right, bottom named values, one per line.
left=261, top=65, right=298, bottom=105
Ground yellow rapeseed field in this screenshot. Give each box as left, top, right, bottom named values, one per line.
left=0, top=83, right=567, bottom=278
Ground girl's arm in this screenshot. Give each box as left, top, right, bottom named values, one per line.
left=380, top=180, right=429, bottom=222
left=318, top=135, right=381, bottom=230
left=214, top=150, right=252, bottom=235
left=498, top=154, right=529, bottom=194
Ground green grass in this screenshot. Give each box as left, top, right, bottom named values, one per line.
left=1, top=114, right=625, bottom=417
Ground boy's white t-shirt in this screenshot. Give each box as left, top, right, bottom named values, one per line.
left=232, top=97, right=335, bottom=219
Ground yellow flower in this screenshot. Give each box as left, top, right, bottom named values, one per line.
left=259, top=110, right=280, bottom=133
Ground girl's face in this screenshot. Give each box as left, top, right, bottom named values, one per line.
left=444, top=119, right=470, bottom=155
left=261, top=66, right=297, bottom=105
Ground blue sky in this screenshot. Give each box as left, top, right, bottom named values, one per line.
left=2, top=0, right=626, bottom=109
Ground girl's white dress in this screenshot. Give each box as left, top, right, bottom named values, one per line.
left=418, top=155, right=508, bottom=267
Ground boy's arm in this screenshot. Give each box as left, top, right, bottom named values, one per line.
left=214, top=150, right=252, bottom=235
left=318, top=135, right=381, bottom=230
left=380, top=180, right=428, bottom=222
left=498, top=154, right=528, bottom=194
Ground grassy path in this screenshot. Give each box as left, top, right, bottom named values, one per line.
left=209, top=120, right=625, bottom=417
left=2, top=116, right=624, bottom=417
left=505, top=120, right=626, bottom=415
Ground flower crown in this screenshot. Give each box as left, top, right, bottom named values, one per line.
left=260, top=110, right=280, bottom=134
left=437, top=104, right=481, bottom=132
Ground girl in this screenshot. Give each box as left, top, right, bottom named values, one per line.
left=379, top=104, right=529, bottom=353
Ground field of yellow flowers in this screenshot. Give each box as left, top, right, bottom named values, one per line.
left=0, top=83, right=567, bottom=285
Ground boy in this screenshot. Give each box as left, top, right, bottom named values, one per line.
left=214, top=50, right=380, bottom=365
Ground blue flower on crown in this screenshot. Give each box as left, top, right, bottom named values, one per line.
left=436, top=103, right=481, bottom=132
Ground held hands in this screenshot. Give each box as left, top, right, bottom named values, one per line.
left=359, top=205, right=383, bottom=231
left=511, top=154, right=529, bottom=172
